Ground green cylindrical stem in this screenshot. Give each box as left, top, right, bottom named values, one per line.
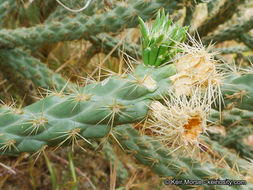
left=183, top=2, right=196, bottom=26
left=0, top=0, right=183, bottom=49
left=238, top=33, right=253, bottom=49
left=0, top=64, right=176, bottom=155
left=221, top=72, right=253, bottom=111
left=215, top=46, right=250, bottom=54
left=210, top=108, right=253, bottom=127
left=208, top=126, right=253, bottom=160
left=113, top=125, right=252, bottom=190
left=0, top=0, right=17, bottom=27
left=197, top=0, right=246, bottom=37
left=202, top=16, right=253, bottom=45
left=46, top=0, right=141, bottom=61
left=103, top=142, right=128, bottom=183
left=0, top=48, right=74, bottom=91
left=207, top=0, right=220, bottom=16
left=201, top=136, right=251, bottom=173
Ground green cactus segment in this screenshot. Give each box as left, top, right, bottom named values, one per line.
left=0, top=0, right=183, bottom=49
left=104, top=142, right=128, bottom=183
left=197, top=0, right=246, bottom=37
left=221, top=73, right=253, bottom=111
left=238, top=33, right=253, bottom=49
left=202, top=16, right=253, bottom=45
left=46, top=0, right=141, bottom=61
left=0, top=64, right=176, bottom=155
left=17, top=0, right=57, bottom=25
left=139, top=10, right=188, bottom=67
left=45, top=0, right=141, bottom=60
left=113, top=125, right=250, bottom=190
left=0, top=48, right=74, bottom=91
left=207, top=0, right=220, bottom=16
left=183, top=4, right=195, bottom=26
left=0, top=105, right=111, bottom=155
left=210, top=108, right=253, bottom=127
left=201, top=136, right=251, bottom=173
left=215, top=46, right=250, bottom=54
left=0, top=0, right=17, bottom=27
left=208, top=125, right=253, bottom=160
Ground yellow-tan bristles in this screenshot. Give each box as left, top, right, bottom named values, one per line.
left=169, top=35, right=223, bottom=108
left=146, top=89, right=210, bottom=157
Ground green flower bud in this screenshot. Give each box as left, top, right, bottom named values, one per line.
left=139, top=9, right=188, bottom=67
